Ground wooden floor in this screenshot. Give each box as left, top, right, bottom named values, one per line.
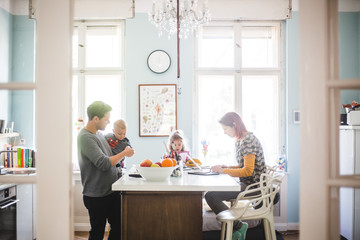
left=75, top=230, right=299, bottom=240
left=280, top=230, right=300, bottom=240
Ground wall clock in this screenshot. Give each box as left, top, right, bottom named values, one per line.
left=147, top=50, right=171, bottom=74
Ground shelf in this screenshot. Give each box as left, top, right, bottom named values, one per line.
left=0, top=174, right=36, bottom=184
left=0, top=133, right=20, bottom=139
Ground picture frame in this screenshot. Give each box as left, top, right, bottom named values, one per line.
left=138, top=84, right=177, bottom=137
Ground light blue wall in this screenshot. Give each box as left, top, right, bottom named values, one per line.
left=3, top=10, right=358, bottom=225
left=285, top=12, right=300, bottom=223
left=10, top=15, right=35, bottom=147
left=285, top=11, right=360, bottom=223
left=0, top=7, right=12, bottom=121
left=124, top=13, right=194, bottom=166
left=0, top=7, right=35, bottom=147
left=339, top=12, right=360, bottom=109
left=124, top=12, right=360, bottom=224
left=339, top=12, right=360, bottom=79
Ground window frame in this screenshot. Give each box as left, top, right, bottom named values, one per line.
left=193, top=20, right=285, bottom=166
left=72, top=20, right=126, bottom=169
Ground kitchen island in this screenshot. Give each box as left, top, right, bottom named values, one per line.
left=112, top=168, right=239, bottom=240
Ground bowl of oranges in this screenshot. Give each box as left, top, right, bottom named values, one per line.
left=137, top=158, right=177, bottom=181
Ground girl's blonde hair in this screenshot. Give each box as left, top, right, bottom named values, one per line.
left=168, top=129, right=188, bottom=152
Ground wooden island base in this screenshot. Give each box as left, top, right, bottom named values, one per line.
left=121, top=191, right=203, bottom=240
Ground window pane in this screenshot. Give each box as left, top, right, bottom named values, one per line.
left=72, top=76, right=79, bottom=170
left=242, top=26, right=278, bottom=68
left=86, top=26, right=122, bottom=67
left=198, top=27, right=234, bottom=68
left=242, top=75, right=279, bottom=166
left=198, top=75, right=236, bottom=166
left=85, top=75, right=122, bottom=132
left=72, top=27, right=78, bottom=68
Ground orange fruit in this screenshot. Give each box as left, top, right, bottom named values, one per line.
left=170, top=158, right=177, bottom=166
left=186, top=158, right=202, bottom=167
left=161, top=158, right=173, bottom=167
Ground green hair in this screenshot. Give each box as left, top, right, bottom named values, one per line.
left=87, top=101, right=112, bottom=120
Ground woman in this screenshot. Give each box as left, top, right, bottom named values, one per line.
left=205, top=112, right=266, bottom=240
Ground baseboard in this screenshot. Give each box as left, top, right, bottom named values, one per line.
left=287, top=223, right=299, bottom=231
left=275, top=223, right=288, bottom=231
left=74, top=223, right=90, bottom=232
left=74, top=223, right=110, bottom=232
left=75, top=222, right=299, bottom=232
left=274, top=222, right=299, bottom=231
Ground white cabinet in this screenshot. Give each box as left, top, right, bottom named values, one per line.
left=339, top=126, right=360, bottom=240
left=17, top=184, right=36, bottom=240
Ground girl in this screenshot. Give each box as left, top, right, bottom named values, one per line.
left=166, top=130, right=190, bottom=164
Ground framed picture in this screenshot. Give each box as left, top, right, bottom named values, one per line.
left=139, top=84, right=177, bottom=137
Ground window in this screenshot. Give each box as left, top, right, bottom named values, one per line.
left=72, top=21, right=125, bottom=169
left=195, top=21, right=283, bottom=167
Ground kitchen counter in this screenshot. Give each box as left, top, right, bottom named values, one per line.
left=112, top=168, right=239, bottom=192
left=112, top=168, right=239, bottom=240
left=340, top=125, right=360, bottom=130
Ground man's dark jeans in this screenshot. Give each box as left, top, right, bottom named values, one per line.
left=83, top=192, right=121, bottom=240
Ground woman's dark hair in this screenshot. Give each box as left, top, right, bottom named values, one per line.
left=87, top=101, right=112, bottom=120
left=219, top=112, right=247, bottom=139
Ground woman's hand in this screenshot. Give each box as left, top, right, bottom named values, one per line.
left=210, top=165, right=225, bottom=174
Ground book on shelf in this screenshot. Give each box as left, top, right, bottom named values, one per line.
left=2, top=144, right=36, bottom=168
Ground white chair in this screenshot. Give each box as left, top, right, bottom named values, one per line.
left=228, top=166, right=280, bottom=207
left=265, top=165, right=280, bottom=176
left=216, top=173, right=284, bottom=240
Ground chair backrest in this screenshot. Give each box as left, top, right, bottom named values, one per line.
left=265, top=165, right=280, bottom=176
left=231, top=172, right=285, bottom=214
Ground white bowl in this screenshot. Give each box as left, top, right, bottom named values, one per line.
left=136, top=166, right=176, bottom=181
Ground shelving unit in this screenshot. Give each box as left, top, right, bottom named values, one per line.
left=0, top=133, right=20, bottom=139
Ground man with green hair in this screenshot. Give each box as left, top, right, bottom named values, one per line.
left=78, top=101, right=135, bottom=239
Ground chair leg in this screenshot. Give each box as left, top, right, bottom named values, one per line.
left=263, top=215, right=276, bottom=240
left=263, top=219, right=271, bottom=240
left=225, top=221, right=233, bottom=240
left=220, top=222, right=226, bottom=240
left=268, top=216, right=276, bottom=240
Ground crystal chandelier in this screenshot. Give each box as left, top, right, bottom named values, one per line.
left=149, top=0, right=211, bottom=39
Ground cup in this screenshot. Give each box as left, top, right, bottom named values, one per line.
left=0, top=120, right=5, bottom=134
left=7, top=121, right=14, bottom=133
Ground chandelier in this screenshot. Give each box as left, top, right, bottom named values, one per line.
left=149, top=0, right=211, bottom=39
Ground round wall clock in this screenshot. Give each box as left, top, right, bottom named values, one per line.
left=147, top=50, right=171, bottom=74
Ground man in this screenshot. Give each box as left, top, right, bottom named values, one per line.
left=78, top=101, right=135, bottom=239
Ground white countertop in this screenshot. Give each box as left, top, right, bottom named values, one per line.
left=112, top=168, right=240, bottom=192
left=340, top=125, right=360, bottom=130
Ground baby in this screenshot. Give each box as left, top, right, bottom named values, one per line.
left=105, top=119, right=132, bottom=170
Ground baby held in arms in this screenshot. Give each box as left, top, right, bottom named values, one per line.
left=105, top=119, right=132, bottom=175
